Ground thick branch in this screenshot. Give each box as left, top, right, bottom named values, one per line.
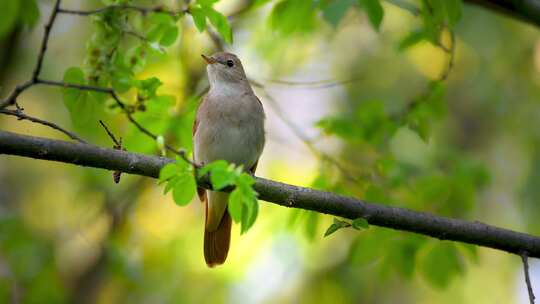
left=1, top=130, right=540, bottom=258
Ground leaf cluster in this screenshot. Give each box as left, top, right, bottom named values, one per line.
left=159, top=160, right=259, bottom=234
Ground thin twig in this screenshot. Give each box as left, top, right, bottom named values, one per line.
left=0, top=109, right=86, bottom=143
left=36, top=79, right=113, bottom=93
left=58, top=5, right=188, bottom=16
left=521, top=252, right=536, bottom=304
left=0, top=0, right=62, bottom=109
left=99, top=120, right=126, bottom=183
left=33, top=0, right=62, bottom=82
left=99, top=120, right=121, bottom=147
left=49, top=82, right=194, bottom=164
left=260, top=75, right=364, bottom=89
left=439, top=31, right=456, bottom=81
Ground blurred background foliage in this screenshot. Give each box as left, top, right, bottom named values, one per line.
left=0, top=0, right=539, bottom=303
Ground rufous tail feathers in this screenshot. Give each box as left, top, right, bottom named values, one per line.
left=203, top=192, right=232, bottom=267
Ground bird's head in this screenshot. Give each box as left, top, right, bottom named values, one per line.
left=201, top=52, right=249, bottom=87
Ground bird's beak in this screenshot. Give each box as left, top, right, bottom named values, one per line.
left=201, top=54, right=217, bottom=64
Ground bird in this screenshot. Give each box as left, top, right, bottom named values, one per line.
left=194, top=52, right=265, bottom=267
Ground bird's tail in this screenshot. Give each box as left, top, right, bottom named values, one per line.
left=203, top=191, right=232, bottom=267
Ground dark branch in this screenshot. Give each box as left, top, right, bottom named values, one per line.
left=0, top=109, right=86, bottom=143
left=99, top=120, right=121, bottom=147
left=0, top=0, right=62, bottom=109
left=33, top=0, right=61, bottom=82
left=2, top=130, right=540, bottom=258
left=522, top=252, right=537, bottom=304
left=259, top=76, right=364, bottom=89
left=57, top=4, right=188, bottom=16
left=34, top=78, right=186, bottom=158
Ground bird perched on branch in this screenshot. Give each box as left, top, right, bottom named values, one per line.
left=194, top=52, right=265, bottom=267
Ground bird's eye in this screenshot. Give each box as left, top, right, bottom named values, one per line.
left=226, top=60, right=234, bottom=67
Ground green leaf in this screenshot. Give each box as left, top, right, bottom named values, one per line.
left=237, top=174, right=258, bottom=232
left=136, top=77, right=163, bottom=100
left=190, top=7, right=207, bottom=32
left=72, top=95, right=104, bottom=128
left=0, top=1, right=20, bottom=39
left=352, top=218, right=369, bottom=230
left=324, top=223, right=341, bottom=237
left=199, top=161, right=259, bottom=233
left=324, top=218, right=349, bottom=237
left=159, top=163, right=178, bottom=184
left=420, top=242, right=464, bottom=288
left=427, top=0, right=445, bottom=27
left=210, top=167, right=236, bottom=190
left=199, top=160, right=237, bottom=190
left=358, top=0, right=384, bottom=30
left=320, top=0, right=356, bottom=27
left=236, top=172, right=256, bottom=188
left=240, top=196, right=258, bottom=234
left=159, top=159, right=197, bottom=205
left=63, top=67, right=86, bottom=105
left=171, top=174, right=197, bottom=206
left=204, top=7, right=233, bottom=44
left=145, top=13, right=179, bottom=47
left=62, top=67, right=105, bottom=128
left=443, top=0, right=462, bottom=28
left=228, top=188, right=244, bottom=223
left=269, top=0, right=316, bottom=35
left=111, top=75, right=133, bottom=93
left=160, top=26, right=179, bottom=46
left=164, top=175, right=178, bottom=194
left=148, top=12, right=175, bottom=26
left=398, top=29, right=427, bottom=51
left=226, top=172, right=258, bottom=232
left=20, top=0, right=40, bottom=28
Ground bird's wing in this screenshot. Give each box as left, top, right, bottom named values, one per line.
left=193, top=95, right=207, bottom=204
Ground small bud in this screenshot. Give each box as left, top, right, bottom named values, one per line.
left=156, top=135, right=166, bottom=156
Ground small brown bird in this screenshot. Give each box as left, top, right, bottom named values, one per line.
left=194, top=52, right=265, bottom=267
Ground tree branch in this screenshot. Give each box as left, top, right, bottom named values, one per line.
left=2, top=130, right=540, bottom=258
left=522, top=252, right=537, bottom=304
left=57, top=4, right=188, bottom=16
left=0, top=109, right=86, bottom=143
left=0, top=0, right=62, bottom=110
